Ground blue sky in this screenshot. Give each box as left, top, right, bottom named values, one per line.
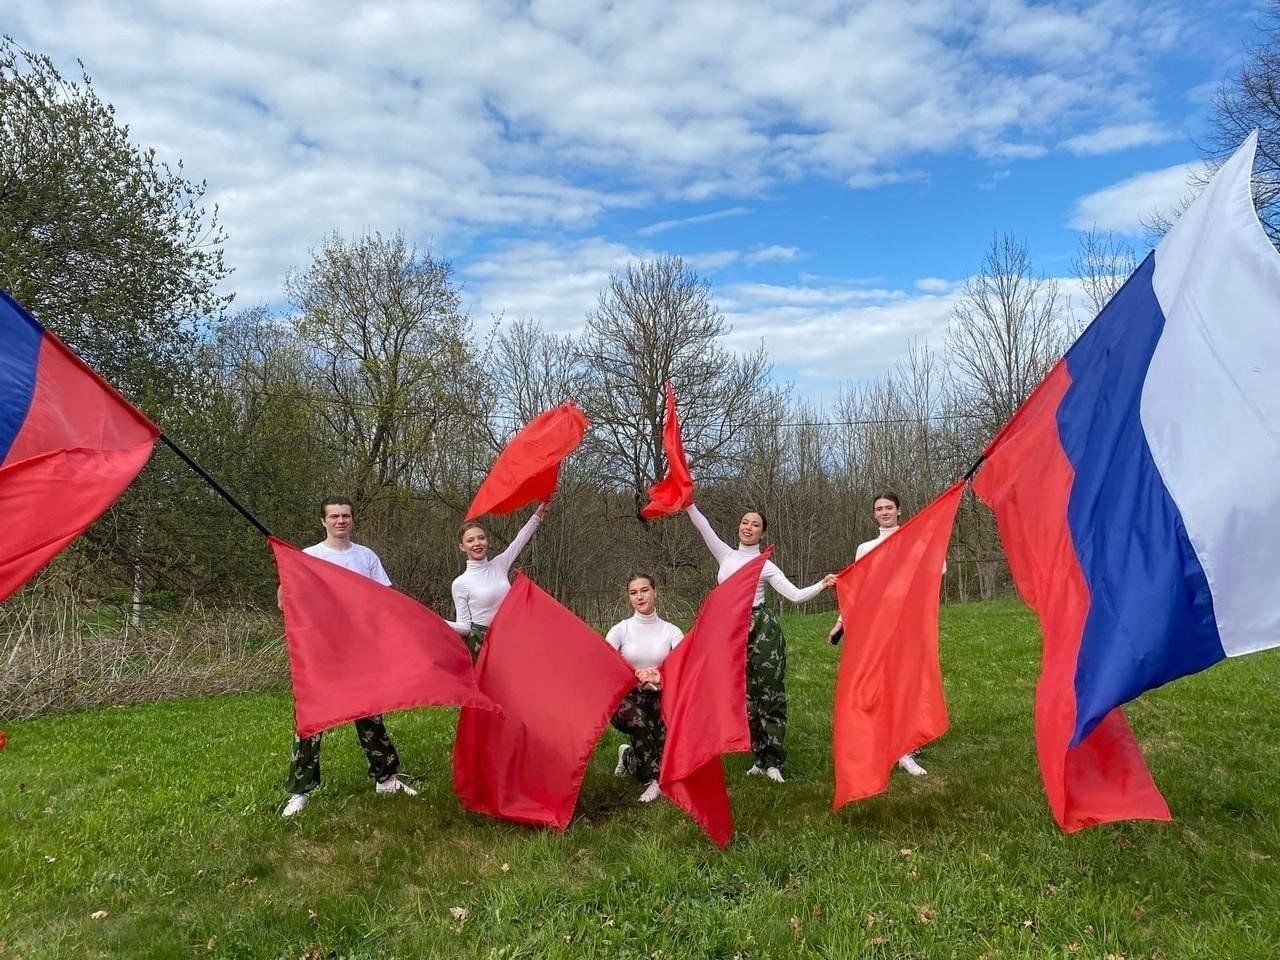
left=11, top=0, right=1267, bottom=398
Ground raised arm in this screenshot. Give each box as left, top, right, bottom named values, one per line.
left=685, top=503, right=734, bottom=563
left=762, top=560, right=827, bottom=604
left=493, top=508, right=543, bottom=572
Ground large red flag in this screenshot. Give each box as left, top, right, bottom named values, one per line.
left=270, top=538, right=496, bottom=737
left=452, top=574, right=637, bottom=829
left=0, top=291, right=158, bottom=602
left=659, top=551, right=769, bottom=847
left=466, top=402, right=588, bottom=520
left=640, top=382, right=694, bottom=520
left=972, top=366, right=1170, bottom=831
left=831, top=482, right=962, bottom=810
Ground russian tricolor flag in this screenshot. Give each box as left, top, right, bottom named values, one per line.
left=974, top=132, right=1280, bottom=831
left=0, top=291, right=159, bottom=602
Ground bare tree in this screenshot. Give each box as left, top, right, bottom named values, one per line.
left=946, top=234, right=1069, bottom=437
left=1072, top=227, right=1139, bottom=320
left=577, top=255, right=777, bottom=516
left=286, top=232, right=478, bottom=505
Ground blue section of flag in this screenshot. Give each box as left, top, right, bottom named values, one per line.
left=1057, top=254, right=1224, bottom=746
left=0, top=290, right=44, bottom=464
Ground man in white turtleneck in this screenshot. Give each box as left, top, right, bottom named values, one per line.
left=450, top=501, right=549, bottom=659
left=829, top=491, right=939, bottom=778
left=607, top=573, right=684, bottom=803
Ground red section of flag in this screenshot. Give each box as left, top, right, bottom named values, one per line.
left=1, top=333, right=158, bottom=602
left=270, top=537, right=496, bottom=738
left=972, top=362, right=1170, bottom=831
left=640, top=382, right=694, bottom=520
left=466, top=402, right=589, bottom=520
left=658, top=551, right=769, bottom=847
left=831, top=482, right=961, bottom=810
left=452, top=574, right=637, bottom=830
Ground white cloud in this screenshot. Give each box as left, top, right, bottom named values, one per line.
left=637, top=207, right=752, bottom=237
left=1069, top=162, right=1203, bottom=233
left=1061, top=121, right=1174, bottom=155
left=915, top=277, right=953, bottom=293
left=744, top=245, right=801, bottom=265
left=847, top=169, right=929, bottom=190
left=8, top=1, right=1190, bottom=305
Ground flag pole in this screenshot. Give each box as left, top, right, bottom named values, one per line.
left=158, top=434, right=274, bottom=538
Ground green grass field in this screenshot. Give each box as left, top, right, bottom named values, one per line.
left=2, top=600, right=1279, bottom=959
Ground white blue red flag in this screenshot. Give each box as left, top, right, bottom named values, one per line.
left=0, top=291, right=159, bottom=602
left=974, top=131, right=1280, bottom=831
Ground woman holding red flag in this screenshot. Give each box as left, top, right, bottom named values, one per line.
left=607, top=572, right=684, bottom=803
left=685, top=504, right=836, bottom=782
left=828, top=491, right=936, bottom=777
left=451, top=501, right=550, bottom=659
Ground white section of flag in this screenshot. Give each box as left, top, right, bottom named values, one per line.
left=1144, top=131, right=1280, bottom=656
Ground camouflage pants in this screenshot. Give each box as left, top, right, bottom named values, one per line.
left=746, top=604, right=787, bottom=770
left=611, top=687, right=666, bottom=783
left=463, top=623, right=489, bottom=662
left=284, top=714, right=400, bottom=795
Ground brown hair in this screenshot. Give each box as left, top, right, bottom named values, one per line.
left=458, top=521, right=486, bottom=543
left=626, top=572, right=657, bottom=591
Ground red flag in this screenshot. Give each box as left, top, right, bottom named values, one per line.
left=640, top=382, right=694, bottom=519
left=466, top=402, right=588, bottom=520
left=270, top=537, right=496, bottom=738
left=972, top=365, right=1170, bottom=831
left=659, top=551, right=770, bottom=847
left=0, top=292, right=158, bottom=602
left=831, top=482, right=962, bottom=810
left=452, top=574, right=637, bottom=829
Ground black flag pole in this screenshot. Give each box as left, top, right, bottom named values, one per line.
left=158, top=433, right=274, bottom=539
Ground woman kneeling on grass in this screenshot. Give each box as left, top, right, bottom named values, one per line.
left=607, top=573, right=684, bottom=804
left=828, top=490, right=934, bottom=777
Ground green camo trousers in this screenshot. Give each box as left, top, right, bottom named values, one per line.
left=746, top=604, right=787, bottom=770
left=284, top=714, right=400, bottom=795
left=611, top=686, right=666, bottom=783
left=463, top=623, right=489, bottom=662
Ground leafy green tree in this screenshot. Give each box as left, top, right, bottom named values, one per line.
left=0, top=36, right=230, bottom=406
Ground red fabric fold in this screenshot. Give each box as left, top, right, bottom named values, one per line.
left=452, top=574, right=637, bottom=829
left=972, top=363, right=1170, bottom=831
left=640, top=382, right=694, bottom=519
left=270, top=537, right=496, bottom=738
left=1, top=327, right=159, bottom=603
left=831, top=482, right=962, bottom=810
left=659, top=550, right=770, bottom=847
left=466, top=402, right=589, bottom=520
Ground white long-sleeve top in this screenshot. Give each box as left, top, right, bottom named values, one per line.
left=687, top=504, right=825, bottom=607
left=605, top=611, right=684, bottom=670
left=834, top=525, right=946, bottom=628
left=856, top=525, right=948, bottom=572
left=450, top=512, right=541, bottom=632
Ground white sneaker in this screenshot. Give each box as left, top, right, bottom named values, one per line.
left=638, top=780, right=662, bottom=803
left=282, top=793, right=309, bottom=818
left=746, top=764, right=764, bottom=776
left=765, top=766, right=785, bottom=783
left=897, top=754, right=927, bottom=776
left=615, top=744, right=632, bottom=777
left=375, top=775, right=418, bottom=796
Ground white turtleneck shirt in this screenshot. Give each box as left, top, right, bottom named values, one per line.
left=687, top=504, right=825, bottom=607
left=450, top=512, right=541, bottom=633
left=605, top=611, right=684, bottom=670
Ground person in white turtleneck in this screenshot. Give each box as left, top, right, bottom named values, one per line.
left=607, top=573, right=683, bottom=804
left=685, top=504, right=837, bottom=784
left=451, top=501, right=549, bottom=660
left=828, top=491, right=937, bottom=778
